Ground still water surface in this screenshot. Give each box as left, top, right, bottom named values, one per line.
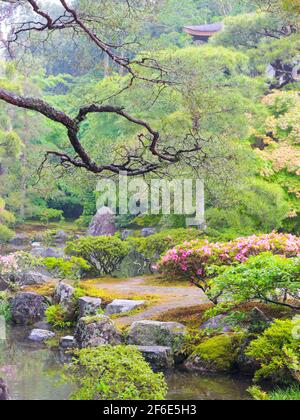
left=0, top=327, right=251, bottom=400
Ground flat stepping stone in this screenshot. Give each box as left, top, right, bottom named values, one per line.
left=28, top=329, right=55, bottom=343
left=105, top=299, right=145, bottom=315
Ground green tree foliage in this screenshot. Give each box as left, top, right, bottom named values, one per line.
left=209, top=253, right=300, bottom=309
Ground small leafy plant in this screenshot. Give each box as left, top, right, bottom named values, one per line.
left=45, top=305, right=72, bottom=329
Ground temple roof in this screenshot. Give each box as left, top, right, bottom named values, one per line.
left=183, top=22, right=224, bottom=37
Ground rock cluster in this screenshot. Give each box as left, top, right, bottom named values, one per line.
left=11, top=292, right=48, bottom=326
left=74, top=315, right=121, bottom=348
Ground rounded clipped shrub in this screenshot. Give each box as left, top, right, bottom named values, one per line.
left=68, top=345, right=168, bottom=400
left=65, top=236, right=130, bottom=276
left=129, top=228, right=205, bottom=264
left=246, top=319, right=300, bottom=383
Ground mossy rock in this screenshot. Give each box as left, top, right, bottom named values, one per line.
left=185, top=334, right=245, bottom=373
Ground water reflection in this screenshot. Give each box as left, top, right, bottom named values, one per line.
left=0, top=327, right=75, bottom=401
left=0, top=327, right=251, bottom=401
left=166, top=370, right=251, bottom=400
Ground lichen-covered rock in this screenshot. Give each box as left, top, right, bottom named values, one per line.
left=28, top=329, right=55, bottom=343
left=200, top=315, right=234, bottom=333
left=53, top=282, right=76, bottom=320
left=128, top=321, right=186, bottom=353
left=105, top=299, right=145, bottom=315
left=17, top=271, right=51, bottom=286
left=53, top=230, right=69, bottom=244
left=78, top=297, right=102, bottom=318
left=141, top=228, right=156, bottom=238
left=60, top=336, right=76, bottom=349
left=9, top=233, right=29, bottom=246
left=137, top=346, right=174, bottom=372
left=11, top=292, right=48, bottom=326
left=185, top=334, right=244, bottom=373
left=31, top=247, right=65, bottom=258
left=74, top=315, right=121, bottom=348
left=247, top=307, right=271, bottom=334
left=113, top=250, right=152, bottom=277
left=88, top=206, right=116, bottom=236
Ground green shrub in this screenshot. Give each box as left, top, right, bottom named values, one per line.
left=45, top=305, right=72, bottom=329
left=43, top=257, right=90, bottom=280
left=0, top=291, right=12, bottom=322
left=129, top=228, right=205, bottom=263
left=246, top=319, right=300, bottom=383
left=0, top=224, right=15, bottom=243
left=65, top=236, right=130, bottom=276
left=68, top=345, right=168, bottom=400
left=36, top=208, right=64, bottom=224
left=209, top=253, right=300, bottom=309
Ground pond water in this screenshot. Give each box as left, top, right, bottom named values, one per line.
left=0, top=327, right=252, bottom=401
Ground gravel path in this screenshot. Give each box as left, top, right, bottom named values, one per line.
left=92, top=277, right=209, bottom=326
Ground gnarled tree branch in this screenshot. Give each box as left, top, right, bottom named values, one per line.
left=0, top=86, right=205, bottom=176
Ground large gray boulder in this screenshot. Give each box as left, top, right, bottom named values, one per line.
left=74, top=315, right=121, bottom=348
left=16, top=271, right=51, bottom=286
left=113, top=250, right=152, bottom=277
left=31, top=247, right=65, bottom=258
left=105, top=299, right=145, bottom=315
left=138, top=346, right=174, bottom=372
left=11, top=292, right=48, bottom=326
left=53, top=230, right=69, bottom=244
left=88, top=206, right=116, bottom=237
left=78, top=297, right=102, bottom=318
left=28, top=329, right=55, bottom=343
left=128, top=321, right=186, bottom=353
left=141, top=228, right=156, bottom=238
left=200, top=315, right=234, bottom=333
left=9, top=233, right=29, bottom=247
left=53, top=281, right=75, bottom=308
left=53, top=282, right=76, bottom=321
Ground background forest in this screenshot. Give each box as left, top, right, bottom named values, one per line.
left=0, top=0, right=299, bottom=242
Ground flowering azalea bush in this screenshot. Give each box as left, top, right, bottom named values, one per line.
left=158, top=232, right=300, bottom=302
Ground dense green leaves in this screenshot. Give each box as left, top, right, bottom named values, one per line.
left=68, top=345, right=168, bottom=400
left=65, top=236, right=130, bottom=275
